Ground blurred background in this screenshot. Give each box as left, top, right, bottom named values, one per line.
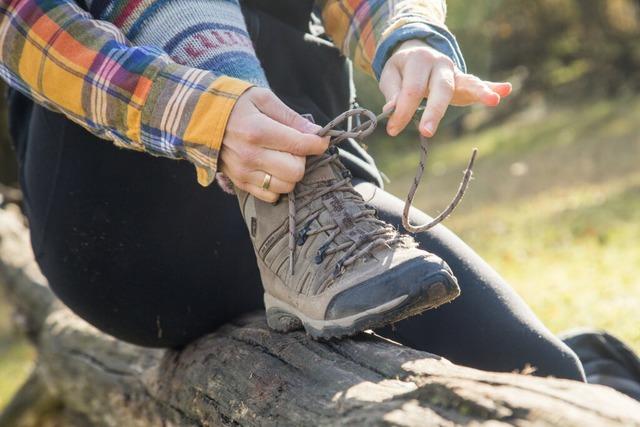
left=1, top=0, right=640, bottom=410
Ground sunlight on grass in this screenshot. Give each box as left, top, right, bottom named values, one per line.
left=448, top=174, right=640, bottom=351
left=371, top=96, right=640, bottom=352
left=0, top=290, right=36, bottom=410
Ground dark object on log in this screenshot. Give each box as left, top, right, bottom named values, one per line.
left=562, top=329, right=640, bottom=402
left=1, top=206, right=640, bottom=426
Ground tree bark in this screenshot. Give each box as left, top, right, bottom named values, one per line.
left=1, top=205, right=640, bottom=427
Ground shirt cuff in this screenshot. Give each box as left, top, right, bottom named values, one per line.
left=372, top=21, right=466, bottom=80
left=140, top=62, right=253, bottom=186
left=190, top=76, right=254, bottom=186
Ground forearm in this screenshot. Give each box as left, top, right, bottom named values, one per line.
left=86, top=0, right=268, bottom=86
left=0, top=0, right=251, bottom=186
left=0, top=0, right=170, bottom=145
left=317, top=0, right=465, bottom=78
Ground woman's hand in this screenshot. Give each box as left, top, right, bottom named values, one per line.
left=219, top=87, right=329, bottom=202
left=379, top=39, right=513, bottom=137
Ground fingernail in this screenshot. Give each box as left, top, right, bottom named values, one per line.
left=487, top=93, right=501, bottom=106
left=387, top=124, right=398, bottom=136
left=496, top=83, right=512, bottom=97
left=302, top=120, right=321, bottom=134
left=422, top=121, right=435, bottom=136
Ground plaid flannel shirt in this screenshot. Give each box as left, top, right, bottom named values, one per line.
left=318, top=0, right=465, bottom=78
left=0, top=0, right=463, bottom=186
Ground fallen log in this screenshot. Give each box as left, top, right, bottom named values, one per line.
left=1, top=205, right=639, bottom=427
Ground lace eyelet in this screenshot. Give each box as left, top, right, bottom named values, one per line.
left=296, top=229, right=308, bottom=246
left=296, top=232, right=307, bottom=246
left=333, top=261, right=345, bottom=278
left=296, top=220, right=314, bottom=246
left=315, top=242, right=330, bottom=264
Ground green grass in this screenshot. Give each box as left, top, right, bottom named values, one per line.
left=0, top=289, right=36, bottom=410
left=370, top=95, right=640, bottom=352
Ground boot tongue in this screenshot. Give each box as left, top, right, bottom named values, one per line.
left=303, top=154, right=389, bottom=244
left=301, top=154, right=343, bottom=186
left=295, top=153, right=400, bottom=273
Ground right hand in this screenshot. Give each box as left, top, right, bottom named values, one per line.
left=219, top=87, right=329, bottom=202
left=380, top=40, right=512, bottom=138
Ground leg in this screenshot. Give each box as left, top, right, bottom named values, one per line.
left=19, top=105, right=264, bottom=348
left=355, top=181, right=586, bottom=381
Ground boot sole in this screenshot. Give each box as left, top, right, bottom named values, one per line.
left=264, top=272, right=459, bottom=340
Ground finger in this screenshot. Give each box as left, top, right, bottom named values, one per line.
left=235, top=181, right=280, bottom=203
left=379, top=64, right=402, bottom=104
left=383, top=99, right=396, bottom=113
left=255, top=116, right=328, bottom=156
left=222, top=147, right=306, bottom=185
left=476, top=83, right=501, bottom=106
left=419, top=63, right=455, bottom=137
left=252, top=88, right=322, bottom=135
left=256, top=149, right=305, bottom=183
left=487, top=81, right=513, bottom=98
left=387, top=59, right=431, bottom=136
left=452, top=73, right=501, bottom=106
left=246, top=171, right=296, bottom=194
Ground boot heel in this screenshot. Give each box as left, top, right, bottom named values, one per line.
left=264, top=293, right=303, bottom=332
left=266, top=307, right=303, bottom=332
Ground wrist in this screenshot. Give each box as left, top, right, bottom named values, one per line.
left=141, top=62, right=253, bottom=186
left=372, top=22, right=466, bottom=80
left=395, top=39, right=430, bottom=54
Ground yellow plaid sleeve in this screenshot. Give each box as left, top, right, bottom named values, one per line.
left=0, top=0, right=252, bottom=186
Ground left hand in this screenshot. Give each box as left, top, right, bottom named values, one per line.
left=379, top=39, right=513, bottom=137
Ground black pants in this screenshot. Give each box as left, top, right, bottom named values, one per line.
left=9, top=6, right=585, bottom=382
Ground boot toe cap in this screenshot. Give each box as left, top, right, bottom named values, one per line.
left=325, top=255, right=459, bottom=321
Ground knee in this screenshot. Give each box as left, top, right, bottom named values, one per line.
left=46, top=276, right=218, bottom=349
left=529, top=339, right=586, bottom=382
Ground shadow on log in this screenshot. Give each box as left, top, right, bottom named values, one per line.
left=1, top=205, right=640, bottom=426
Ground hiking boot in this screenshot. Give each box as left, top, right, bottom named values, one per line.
left=236, top=146, right=460, bottom=339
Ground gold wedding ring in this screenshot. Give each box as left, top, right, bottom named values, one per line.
left=262, top=173, right=272, bottom=191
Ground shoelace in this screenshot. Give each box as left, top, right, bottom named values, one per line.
left=287, top=107, right=477, bottom=276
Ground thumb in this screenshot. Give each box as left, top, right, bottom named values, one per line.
left=252, top=89, right=321, bottom=134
